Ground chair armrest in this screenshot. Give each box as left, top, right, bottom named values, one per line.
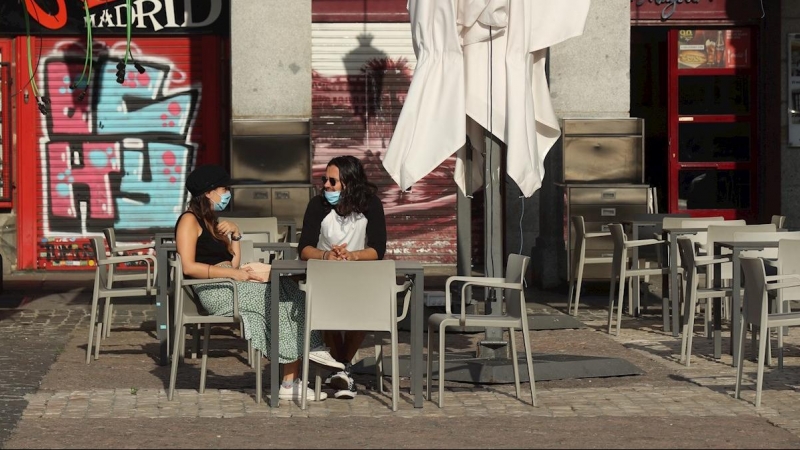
left=623, top=239, right=662, bottom=248
left=459, top=281, right=522, bottom=327
left=764, top=258, right=779, bottom=268
left=585, top=232, right=610, bottom=238
left=111, top=243, right=155, bottom=253
left=766, top=280, right=800, bottom=291
left=395, top=280, right=413, bottom=323
left=183, top=278, right=240, bottom=319
left=99, top=254, right=155, bottom=265
left=695, top=257, right=731, bottom=267
left=766, top=274, right=800, bottom=282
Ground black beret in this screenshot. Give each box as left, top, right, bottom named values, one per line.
left=185, top=165, right=231, bottom=197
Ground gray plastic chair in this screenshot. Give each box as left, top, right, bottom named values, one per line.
left=427, top=254, right=535, bottom=408
left=677, top=237, right=732, bottom=367
left=100, top=228, right=157, bottom=339
left=299, top=260, right=411, bottom=411
left=567, top=216, right=611, bottom=316
left=86, top=236, right=155, bottom=364
left=735, top=256, right=800, bottom=408
left=771, top=215, right=786, bottom=229
left=167, top=254, right=264, bottom=403
left=608, top=224, right=671, bottom=336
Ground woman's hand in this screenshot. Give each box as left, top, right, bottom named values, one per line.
left=331, top=244, right=357, bottom=261
left=230, top=265, right=262, bottom=282
left=217, top=220, right=241, bottom=238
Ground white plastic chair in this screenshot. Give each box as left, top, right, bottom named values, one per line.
left=677, top=237, right=732, bottom=366
left=427, top=254, right=535, bottom=407
left=167, top=254, right=263, bottom=403
left=86, top=236, right=155, bottom=364
left=299, top=260, right=411, bottom=411
left=771, top=215, right=786, bottom=229
left=735, top=256, right=800, bottom=408
left=567, top=215, right=611, bottom=316
left=607, top=224, right=671, bottom=336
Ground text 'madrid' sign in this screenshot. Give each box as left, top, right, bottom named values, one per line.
left=0, top=0, right=228, bottom=35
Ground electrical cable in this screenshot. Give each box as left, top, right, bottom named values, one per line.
left=22, top=0, right=48, bottom=115
left=71, top=0, right=93, bottom=93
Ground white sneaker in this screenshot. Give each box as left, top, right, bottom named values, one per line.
left=278, top=379, right=328, bottom=401
left=308, top=346, right=346, bottom=371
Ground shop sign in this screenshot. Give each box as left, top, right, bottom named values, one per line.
left=631, top=0, right=762, bottom=22
left=0, top=0, right=228, bottom=35
left=676, top=28, right=750, bottom=69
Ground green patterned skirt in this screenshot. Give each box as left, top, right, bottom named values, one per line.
left=193, top=278, right=323, bottom=364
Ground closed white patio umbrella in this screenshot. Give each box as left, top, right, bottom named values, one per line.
left=382, top=0, right=591, bottom=198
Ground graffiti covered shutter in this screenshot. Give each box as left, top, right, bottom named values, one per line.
left=311, top=23, right=456, bottom=264
left=33, top=36, right=220, bottom=269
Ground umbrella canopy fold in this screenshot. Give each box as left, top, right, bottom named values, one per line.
left=383, top=0, right=591, bottom=198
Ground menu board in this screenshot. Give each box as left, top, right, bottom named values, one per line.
left=677, top=28, right=751, bottom=69
left=789, top=34, right=800, bottom=147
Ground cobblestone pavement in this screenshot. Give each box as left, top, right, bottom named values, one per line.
left=2, top=276, right=800, bottom=447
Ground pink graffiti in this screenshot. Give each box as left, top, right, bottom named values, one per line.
left=161, top=151, right=179, bottom=184
left=47, top=142, right=120, bottom=220
left=45, top=61, right=92, bottom=135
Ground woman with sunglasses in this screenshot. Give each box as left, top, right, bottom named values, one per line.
left=298, top=155, right=387, bottom=400
left=175, top=165, right=344, bottom=402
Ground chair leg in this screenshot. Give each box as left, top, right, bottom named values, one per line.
left=684, top=295, right=698, bottom=367
left=735, top=316, right=746, bottom=400
left=255, top=348, right=262, bottom=404
left=571, top=258, right=586, bottom=317
left=509, top=328, right=521, bottom=400
left=391, top=330, right=400, bottom=412
left=426, top=324, right=433, bottom=401
left=756, top=323, right=768, bottom=408
left=375, top=343, right=384, bottom=394
left=94, top=322, right=103, bottom=360
left=86, top=291, right=100, bottom=364
left=168, top=322, right=186, bottom=401
left=104, top=303, right=113, bottom=338
left=520, top=321, right=536, bottom=407
left=607, top=276, right=617, bottom=335
left=438, top=323, right=446, bottom=408
left=199, top=324, right=210, bottom=394
left=679, top=290, right=693, bottom=364
left=616, top=268, right=627, bottom=336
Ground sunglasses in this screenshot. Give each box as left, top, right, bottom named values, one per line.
left=320, top=176, right=339, bottom=187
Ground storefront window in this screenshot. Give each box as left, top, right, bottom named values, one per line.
left=678, top=169, right=750, bottom=210
left=678, top=75, right=750, bottom=115
left=678, top=122, right=751, bottom=163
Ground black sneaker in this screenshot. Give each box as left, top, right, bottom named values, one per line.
left=334, top=376, right=357, bottom=399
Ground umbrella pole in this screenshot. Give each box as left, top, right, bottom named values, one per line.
left=477, top=131, right=510, bottom=359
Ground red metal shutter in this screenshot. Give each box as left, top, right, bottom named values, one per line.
left=311, top=23, right=456, bottom=264
left=20, top=36, right=222, bottom=269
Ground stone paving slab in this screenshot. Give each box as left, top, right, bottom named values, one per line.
left=4, top=281, right=800, bottom=447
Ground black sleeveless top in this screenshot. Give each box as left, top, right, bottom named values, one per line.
left=176, top=211, right=233, bottom=265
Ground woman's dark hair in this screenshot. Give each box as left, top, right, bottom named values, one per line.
left=187, top=191, right=230, bottom=250
left=326, top=155, right=377, bottom=216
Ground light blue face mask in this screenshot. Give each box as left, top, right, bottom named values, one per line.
left=214, top=191, right=231, bottom=211
left=324, top=190, right=341, bottom=205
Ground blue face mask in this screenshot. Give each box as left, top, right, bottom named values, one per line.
left=213, top=191, right=231, bottom=211
left=324, top=190, right=341, bottom=206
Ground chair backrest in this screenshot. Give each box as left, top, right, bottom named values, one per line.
left=740, top=256, right=768, bottom=326
left=503, top=253, right=530, bottom=320
left=304, top=260, right=397, bottom=332
left=90, top=236, right=111, bottom=288
left=570, top=216, right=587, bottom=275
left=227, top=217, right=281, bottom=242
left=103, top=227, right=118, bottom=252
left=778, top=239, right=800, bottom=301
left=677, top=236, right=698, bottom=294
left=771, top=215, right=786, bottom=229
left=609, top=223, right=626, bottom=273
left=662, top=216, right=724, bottom=230
left=170, top=253, right=210, bottom=319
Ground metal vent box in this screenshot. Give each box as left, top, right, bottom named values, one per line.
left=560, top=118, right=645, bottom=183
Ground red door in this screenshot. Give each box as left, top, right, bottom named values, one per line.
left=0, top=39, right=12, bottom=209
left=667, top=27, right=757, bottom=220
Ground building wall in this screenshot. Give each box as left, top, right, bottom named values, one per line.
left=527, top=0, right=631, bottom=287
left=783, top=2, right=800, bottom=228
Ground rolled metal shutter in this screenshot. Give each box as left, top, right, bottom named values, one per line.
left=312, top=23, right=457, bottom=264
left=33, top=36, right=221, bottom=269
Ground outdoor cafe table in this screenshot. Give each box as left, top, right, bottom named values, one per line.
left=713, top=240, right=779, bottom=367
left=152, top=232, right=298, bottom=366
left=268, top=259, right=426, bottom=408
